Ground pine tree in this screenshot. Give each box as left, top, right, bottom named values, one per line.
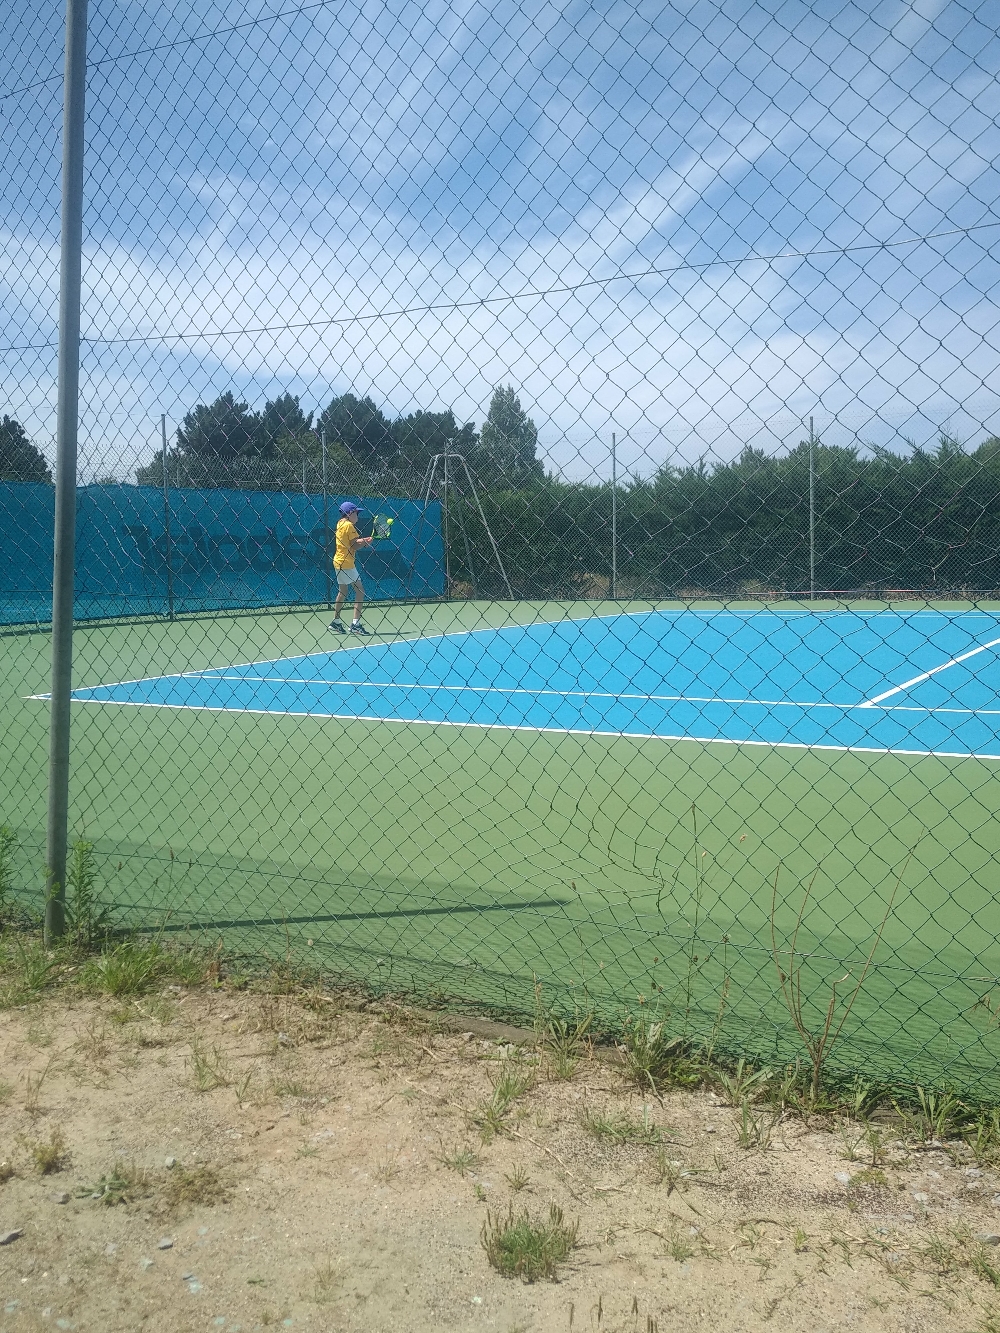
left=477, top=386, right=542, bottom=485
left=0, top=416, right=51, bottom=482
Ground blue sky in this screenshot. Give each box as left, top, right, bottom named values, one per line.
left=1, top=0, right=998, bottom=480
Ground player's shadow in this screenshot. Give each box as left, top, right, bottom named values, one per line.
left=159, top=896, right=571, bottom=932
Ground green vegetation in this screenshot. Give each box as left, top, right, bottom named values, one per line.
left=480, top=1202, right=579, bottom=1282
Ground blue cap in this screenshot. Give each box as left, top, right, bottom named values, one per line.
left=339, top=501, right=362, bottom=516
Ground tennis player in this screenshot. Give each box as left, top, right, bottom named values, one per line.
left=329, top=501, right=373, bottom=635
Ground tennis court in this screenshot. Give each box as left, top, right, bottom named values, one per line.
left=60, top=607, right=1000, bottom=758
left=7, top=600, right=1000, bottom=1095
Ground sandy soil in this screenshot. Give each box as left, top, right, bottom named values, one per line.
left=2, top=984, right=1000, bottom=1333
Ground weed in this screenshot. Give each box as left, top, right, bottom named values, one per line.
left=66, top=838, right=110, bottom=948
left=973, top=1249, right=1000, bottom=1289
left=473, top=1059, right=534, bottom=1140
left=505, top=1164, right=531, bottom=1192
left=0, top=827, right=16, bottom=924
left=848, top=1167, right=889, bottom=1190
left=13, top=937, right=61, bottom=998
left=163, top=1163, right=227, bottom=1208
left=481, top=1202, right=579, bottom=1282
left=84, top=937, right=165, bottom=996
left=311, top=1256, right=341, bottom=1304
left=534, top=981, right=593, bottom=1079
left=0, top=1080, right=12, bottom=1103
left=760, top=1061, right=812, bottom=1115
left=582, top=1103, right=665, bottom=1145
left=966, top=1110, right=1000, bottom=1166
left=737, top=1097, right=779, bottom=1150
left=663, top=1226, right=695, bottom=1262
left=0, top=1159, right=14, bottom=1184
left=792, top=1227, right=809, bottom=1253
left=78, top=1161, right=151, bottom=1206
left=474, top=1182, right=488, bottom=1202
left=440, top=1144, right=479, bottom=1175
left=770, top=853, right=910, bottom=1106
left=23, top=1055, right=57, bottom=1117
left=188, top=1040, right=231, bottom=1092
left=273, top=1075, right=313, bottom=1099
left=618, top=1012, right=699, bottom=1094
left=20, top=1126, right=69, bottom=1174
left=373, top=1148, right=401, bottom=1183
left=714, top=1058, right=772, bottom=1106
left=904, top=1086, right=967, bottom=1142
left=296, top=1143, right=319, bottom=1158
left=650, top=1150, right=696, bottom=1193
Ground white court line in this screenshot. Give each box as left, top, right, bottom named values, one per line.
left=861, top=634, right=1000, bottom=706
left=59, top=695, right=1000, bottom=761
left=122, top=673, right=1000, bottom=717
left=61, top=673, right=1000, bottom=717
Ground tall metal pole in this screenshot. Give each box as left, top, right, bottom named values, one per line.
left=442, top=448, right=452, bottom=593
left=809, top=415, right=816, bottom=600
left=610, top=431, right=618, bottom=599
left=45, top=0, right=89, bottom=944
left=161, top=415, right=175, bottom=620
left=321, top=428, right=331, bottom=608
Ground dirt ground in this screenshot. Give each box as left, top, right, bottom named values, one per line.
left=2, top=982, right=1000, bottom=1333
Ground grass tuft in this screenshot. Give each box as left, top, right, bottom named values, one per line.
left=163, top=1163, right=227, bottom=1208
left=78, top=1160, right=151, bottom=1206
left=20, top=1126, right=69, bottom=1174
left=582, top=1104, right=665, bottom=1146
left=83, top=937, right=166, bottom=996
left=481, top=1202, right=578, bottom=1282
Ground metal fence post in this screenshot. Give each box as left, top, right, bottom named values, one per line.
left=809, top=416, right=816, bottom=599
left=610, top=431, right=618, bottom=599
left=44, top=0, right=89, bottom=945
left=161, top=414, right=176, bottom=620
left=321, top=429, right=331, bottom=607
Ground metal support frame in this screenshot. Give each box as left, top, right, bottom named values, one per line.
left=409, top=452, right=513, bottom=600
left=44, top=0, right=89, bottom=944
left=809, top=415, right=816, bottom=599
left=610, top=430, right=618, bottom=599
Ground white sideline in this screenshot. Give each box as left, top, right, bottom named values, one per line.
left=860, top=634, right=1000, bottom=706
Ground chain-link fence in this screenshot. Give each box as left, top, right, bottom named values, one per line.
left=3, top=0, right=1000, bottom=1098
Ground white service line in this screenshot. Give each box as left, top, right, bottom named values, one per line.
left=861, top=634, right=1000, bottom=706
left=58, top=695, right=1000, bottom=761
left=61, top=673, right=1000, bottom=716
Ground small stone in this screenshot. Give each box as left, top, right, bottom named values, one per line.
left=912, top=1192, right=930, bottom=1204
left=977, top=1233, right=1000, bottom=1245
left=834, top=1172, right=851, bottom=1185
left=104, top=1243, right=117, bottom=1257
left=704, top=1126, right=716, bottom=1134
left=50, top=1192, right=70, bottom=1205
left=0, top=1230, right=23, bottom=1246
left=140, top=1258, right=154, bottom=1272
left=164, top=1157, right=176, bottom=1169
left=158, top=1238, right=173, bottom=1250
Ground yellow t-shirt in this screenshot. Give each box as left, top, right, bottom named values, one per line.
left=333, top=517, right=358, bottom=570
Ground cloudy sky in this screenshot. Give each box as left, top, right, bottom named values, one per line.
left=2, top=0, right=999, bottom=480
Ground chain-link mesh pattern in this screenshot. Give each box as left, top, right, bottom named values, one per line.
left=3, top=0, right=1000, bottom=1095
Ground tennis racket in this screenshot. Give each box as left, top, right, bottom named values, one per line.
left=372, top=515, right=395, bottom=540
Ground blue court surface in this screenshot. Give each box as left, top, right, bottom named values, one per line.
left=65, top=609, right=1000, bottom=759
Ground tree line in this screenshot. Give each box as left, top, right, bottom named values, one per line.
left=4, top=396, right=1000, bottom=595
left=134, top=385, right=544, bottom=492
left=450, top=432, right=1000, bottom=598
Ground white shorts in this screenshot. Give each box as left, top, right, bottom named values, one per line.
left=336, top=567, right=361, bottom=586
